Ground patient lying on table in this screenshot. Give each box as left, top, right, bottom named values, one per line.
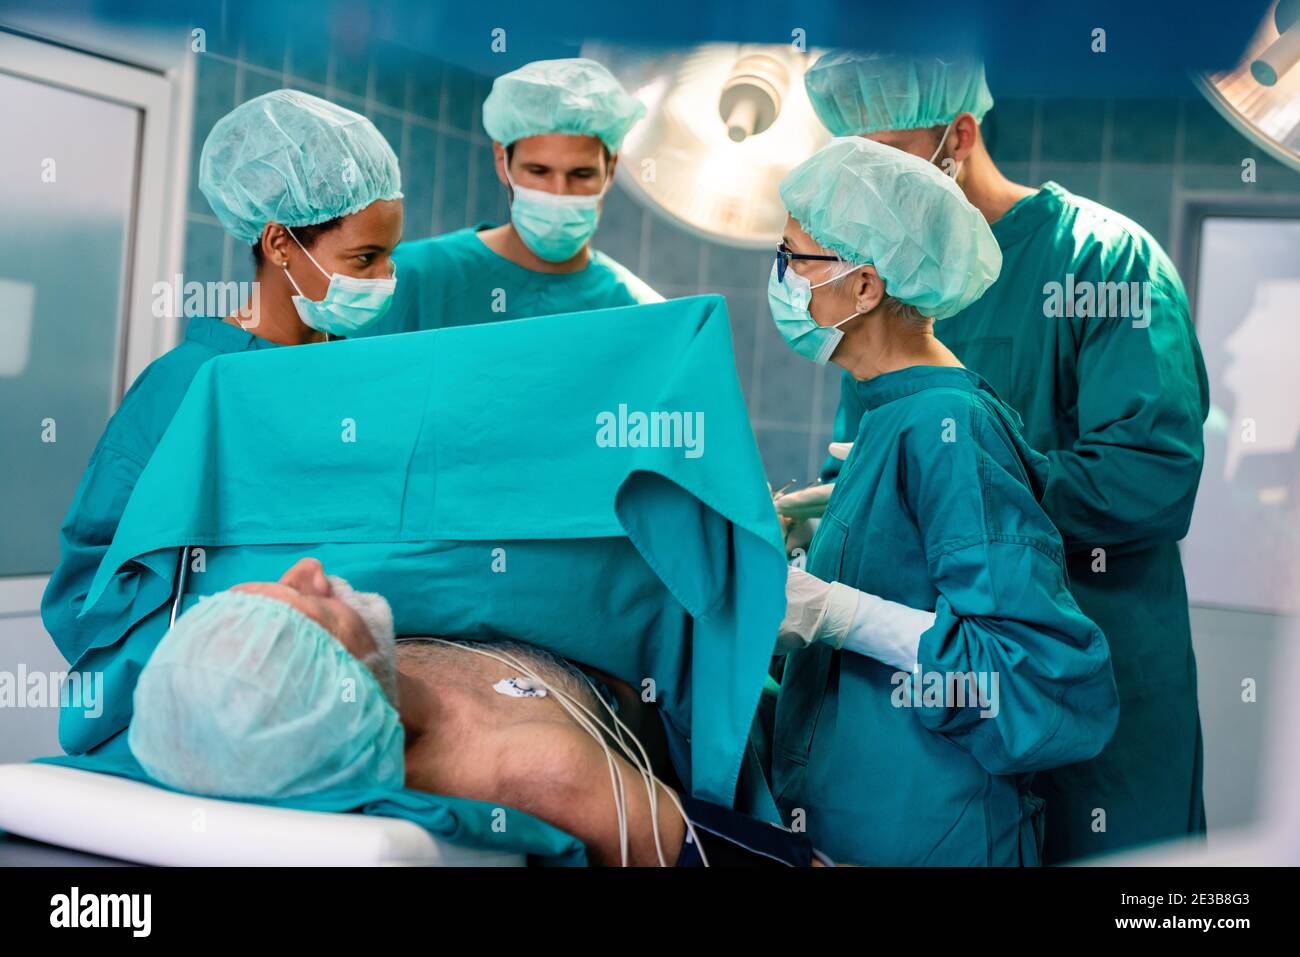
left=127, top=558, right=809, bottom=867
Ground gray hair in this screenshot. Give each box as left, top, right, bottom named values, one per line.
left=828, top=266, right=931, bottom=328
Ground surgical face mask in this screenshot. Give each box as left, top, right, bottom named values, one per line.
left=326, top=574, right=398, bottom=707
left=283, top=229, right=397, bottom=336
left=505, top=166, right=607, bottom=262
left=929, top=120, right=962, bottom=179
left=767, top=260, right=862, bottom=365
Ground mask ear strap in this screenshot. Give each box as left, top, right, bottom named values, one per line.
left=285, top=226, right=331, bottom=281
left=929, top=120, right=955, bottom=164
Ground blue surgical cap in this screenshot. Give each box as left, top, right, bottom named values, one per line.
left=128, top=589, right=405, bottom=799
left=482, top=58, right=645, bottom=153
left=780, top=137, right=1001, bottom=319
left=804, top=52, right=994, bottom=136
left=200, top=89, right=403, bottom=245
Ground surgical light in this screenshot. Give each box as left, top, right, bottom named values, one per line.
left=581, top=42, right=832, bottom=248
left=1198, top=0, right=1300, bottom=174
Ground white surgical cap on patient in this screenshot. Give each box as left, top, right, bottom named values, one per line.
left=128, top=589, right=404, bottom=800
left=779, top=137, right=1001, bottom=319
left=481, top=58, right=645, bottom=152
left=199, top=89, right=403, bottom=245
left=804, top=51, right=994, bottom=137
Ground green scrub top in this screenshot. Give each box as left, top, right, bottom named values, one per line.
left=778, top=366, right=1118, bottom=866
left=40, top=319, right=282, bottom=672
left=823, top=182, right=1210, bottom=862
left=368, top=224, right=662, bottom=335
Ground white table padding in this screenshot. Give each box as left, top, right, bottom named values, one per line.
left=0, top=763, right=524, bottom=866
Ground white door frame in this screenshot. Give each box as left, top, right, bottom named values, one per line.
left=0, top=30, right=194, bottom=615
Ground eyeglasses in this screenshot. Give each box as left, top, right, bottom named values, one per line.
left=775, top=242, right=842, bottom=282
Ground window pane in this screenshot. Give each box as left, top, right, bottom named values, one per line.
left=1183, top=216, right=1300, bottom=614
left=0, top=71, right=139, bottom=576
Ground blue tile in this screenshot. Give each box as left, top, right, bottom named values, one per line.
left=372, top=43, right=409, bottom=111
left=471, top=72, right=493, bottom=140
left=1179, top=164, right=1253, bottom=192
left=240, top=67, right=282, bottom=102
left=756, top=428, right=814, bottom=488
left=184, top=219, right=226, bottom=284
left=238, top=27, right=286, bottom=73
left=642, top=215, right=703, bottom=292
left=1249, top=154, right=1300, bottom=192
left=332, top=46, right=370, bottom=100
left=1109, top=98, right=1177, bottom=164
left=703, top=241, right=771, bottom=293
left=808, top=422, right=836, bottom=480
left=755, top=323, right=819, bottom=428
left=437, top=136, right=471, bottom=234
left=1180, top=98, right=1252, bottom=166
left=370, top=112, right=404, bottom=167
left=1035, top=162, right=1102, bottom=200
left=189, top=56, right=238, bottom=216
left=1101, top=166, right=1174, bottom=250
left=403, top=123, right=437, bottom=239
left=470, top=144, right=506, bottom=225
left=402, top=187, right=434, bottom=242
left=443, top=65, right=478, bottom=134
left=286, top=35, right=330, bottom=87
left=999, top=161, right=1034, bottom=188
left=407, top=55, right=444, bottom=123
left=1039, top=99, right=1106, bottom=164
left=721, top=290, right=760, bottom=401
left=593, top=187, right=644, bottom=274
left=985, top=97, right=1035, bottom=164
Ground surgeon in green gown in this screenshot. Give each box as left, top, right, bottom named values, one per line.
left=795, top=52, right=1210, bottom=863
left=41, top=90, right=405, bottom=750
left=767, top=137, right=1119, bottom=866
left=367, top=58, right=660, bottom=337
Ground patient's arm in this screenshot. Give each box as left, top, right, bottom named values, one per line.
left=492, top=720, right=686, bottom=867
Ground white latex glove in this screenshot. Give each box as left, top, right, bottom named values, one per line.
left=777, top=567, right=860, bottom=655
left=777, top=567, right=934, bottom=671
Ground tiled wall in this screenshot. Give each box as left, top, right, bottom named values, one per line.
left=185, top=48, right=1300, bottom=486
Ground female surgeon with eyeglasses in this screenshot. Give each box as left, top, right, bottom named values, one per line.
left=765, top=137, right=1119, bottom=866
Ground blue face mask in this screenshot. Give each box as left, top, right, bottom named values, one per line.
left=284, top=229, right=397, bottom=337
left=767, top=260, right=862, bottom=365
left=505, top=167, right=607, bottom=263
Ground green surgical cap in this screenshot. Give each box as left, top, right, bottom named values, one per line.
left=804, top=51, right=993, bottom=136
left=200, top=89, right=403, bottom=245
left=128, top=590, right=405, bottom=799
left=780, top=137, right=1001, bottom=319
left=482, top=58, right=645, bottom=152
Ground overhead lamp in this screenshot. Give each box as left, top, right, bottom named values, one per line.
left=1198, top=0, right=1300, bottom=174
left=582, top=41, right=832, bottom=248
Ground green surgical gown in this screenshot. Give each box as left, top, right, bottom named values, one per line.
left=778, top=366, right=1119, bottom=865
left=823, top=183, right=1209, bottom=862
left=40, top=320, right=281, bottom=711
left=367, top=224, right=661, bottom=335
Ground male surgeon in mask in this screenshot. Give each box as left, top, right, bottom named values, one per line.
left=794, top=51, right=1210, bottom=865
left=368, top=57, right=661, bottom=336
